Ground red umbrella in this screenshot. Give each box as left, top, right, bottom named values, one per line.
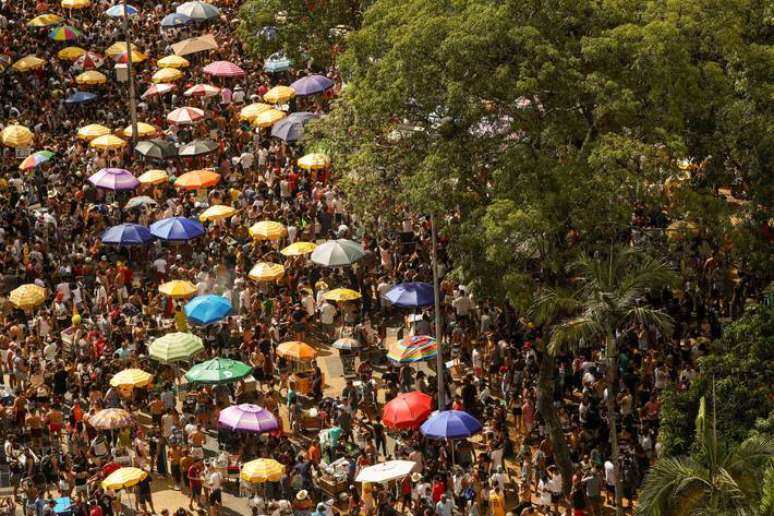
left=382, top=391, right=433, bottom=430
left=203, top=60, right=245, bottom=78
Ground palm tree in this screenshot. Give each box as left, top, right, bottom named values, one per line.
left=637, top=397, right=774, bottom=515
left=532, top=245, right=677, bottom=514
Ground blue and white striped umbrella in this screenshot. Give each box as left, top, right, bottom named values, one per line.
left=161, top=12, right=192, bottom=28
left=105, top=4, right=138, bottom=17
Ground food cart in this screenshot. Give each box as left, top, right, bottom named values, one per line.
left=276, top=341, right=319, bottom=396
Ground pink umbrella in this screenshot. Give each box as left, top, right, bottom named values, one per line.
left=88, top=168, right=140, bottom=191
left=184, top=84, right=220, bottom=98
left=202, top=60, right=245, bottom=78
left=218, top=404, right=279, bottom=433
left=141, top=83, right=176, bottom=99
left=166, top=106, right=205, bottom=125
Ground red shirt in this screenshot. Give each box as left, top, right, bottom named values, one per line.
left=431, top=480, right=445, bottom=503
left=188, top=464, right=203, bottom=488
left=90, top=505, right=104, bottom=516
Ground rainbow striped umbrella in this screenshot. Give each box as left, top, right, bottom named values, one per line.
left=48, top=25, right=83, bottom=42
left=387, top=335, right=438, bottom=363
left=19, top=150, right=54, bottom=170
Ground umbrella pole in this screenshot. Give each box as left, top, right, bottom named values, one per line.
left=450, top=439, right=455, bottom=466
left=121, top=0, right=139, bottom=145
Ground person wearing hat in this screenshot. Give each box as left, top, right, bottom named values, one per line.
left=293, top=489, right=313, bottom=514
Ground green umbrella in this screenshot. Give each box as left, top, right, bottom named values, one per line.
left=185, top=357, right=252, bottom=385
left=149, top=332, right=204, bottom=364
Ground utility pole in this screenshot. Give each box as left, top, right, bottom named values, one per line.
left=121, top=0, right=138, bottom=146
left=431, top=212, right=444, bottom=410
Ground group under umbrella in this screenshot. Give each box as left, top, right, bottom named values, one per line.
left=101, top=223, right=154, bottom=246
left=150, top=217, right=205, bottom=241
left=184, top=294, right=232, bottom=325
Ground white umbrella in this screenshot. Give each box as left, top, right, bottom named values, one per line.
left=310, top=239, right=365, bottom=267
left=355, top=460, right=416, bottom=483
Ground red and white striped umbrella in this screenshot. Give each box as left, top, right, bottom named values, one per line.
left=166, top=106, right=205, bottom=124
left=202, top=60, right=245, bottom=78
left=141, top=83, right=176, bottom=99
left=73, top=51, right=105, bottom=71
left=184, top=84, right=221, bottom=98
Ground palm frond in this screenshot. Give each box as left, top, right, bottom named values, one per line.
left=624, top=306, right=674, bottom=337
left=547, top=317, right=604, bottom=355
left=619, top=254, right=678, bottom=300
left=724, top=436, right=774, bottom=492
left=637, top=456, right=711, bottom=516
left=760, top=466, right=774, bottom=516
left=529, top=287, right=582, bottom=325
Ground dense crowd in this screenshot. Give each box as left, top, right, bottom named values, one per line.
left=0, top=1, right=764, bottom=516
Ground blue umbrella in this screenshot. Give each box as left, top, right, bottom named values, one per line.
left=185, top=295, right=232, bottom=325
left=100, top=223, right=154, bottom=246
left=160, top=12, right=192, bottom=28
left=64, top=91, right=98, bottom=105
left=264, top=52, right=291, bottom=73
left=290, top=74, right=334, bottom=96
left=384, top=282, right=435, bottom=307
left=150, top=217, right=205, bottom=241
left=270, top=112, right=318, bottom=142
left=420, top=410, right=482, bottom=440
left=105, top=4, right=138, bottom=16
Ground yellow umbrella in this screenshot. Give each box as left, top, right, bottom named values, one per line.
left=90, top=134, right=127, bottom=150
left=137, top=169, right=168, bottom=185
left=61, top=0, right=91, bottom=8
left=110, top=369, right=153, bottom=388
left=9, top=284, right=46, bottom=310
left=27, top=13, right=63, bottom=27
left=253, top=109, right=287, bottom=128
left=248, top=220, right=287, bottom=240
left=12, top=55, right=46, bottom=72
left=89, top=408, right=133, bottom=430
left=102, top=467, right=148, bottom=491
left=116, top=49, right=147, bottom=64
left=76, top=70, right=107, bottom=85
left=1, top=125, right=34, bottom=148
left=276, top=341, right=317, bottom=362
left=77, top=124, right=111, bottom=140
left=57, top=46, right=86, bottom=60
left=105, top=41, right=141, bottom=58
left=280, top=241, right=317, bottom=256
left=263, top=85, right=295, bottom=104
left=157, top=55, right=190, bottom=69
left=121, top=122, right=157, bottom=138
left=323, top=288, right=362, bottom=302
left=240, top=459, right=284, bottom=484
left=199, top=205, right=237, bottom=222
left=298, top=153, right=331, bottom=170
left=158, top=280, right=197, bottom=299
left=152, top=67, right=183, bottom=83
left=171, top=34, right=218, bottom=57
left=239, top=102, right=271, bottom=121
left=248, top=262, right=285, bottom=282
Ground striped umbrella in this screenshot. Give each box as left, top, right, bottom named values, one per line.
left=248, top=221, right=287, bottom=240
left=19, top=150, right=55, bottom=170
left=73, top=51, right=105, bottom=71
left=219, top=405, right=278, bottom=433
left=185, top=358, right=251, bottom=384
left=184, top=84, right=220, bottom=97
left=77, top=124, right=110, bottom=140
left=1, top=125, right=34, bottom=147
left=387, top=335, right=438, bottom=364
left=90, top=408, right=133, bottom=430
left=141, top=83, right=176, bottom=98
left=89, top=134, right=127, bottom=150
left=247, top=262, right=284, bottom=282
left=240, top=459, right=283, bottom=484
left=105, top=4, right=137, bottom=17
left=27, top=14, right=63, bottom=27
left=110, top=369, right=153, bottom=388
left=9, top=284, right=47, bottom=310
left=203, top=60, right=244, bottom=77
left=176, top=1, right=220, bottom=21
left=149, top=332, right=204, bottom=363
left=102, top=467, right=147, bottom=491
left=137, top=169, right=169, bottom=185
left=48, top=25, right=83, bottom=41
left=167, top=107, right=205, bottom=124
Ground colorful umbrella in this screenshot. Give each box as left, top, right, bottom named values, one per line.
left=171, top=34, right=218, bottom=56
left=290, top=74, right=334, bottom=96
left=105, top=4, right=137, bottom=17
left=270, top=112, right=317, bottom=142
left=184, top=295, right=232, bottom=325
left=158, top=280, right=198, bottom=299
left=137, top=169, right=168, bottom=185
left=276, top=341, right=317, bottom=362
left=248, top=220, right=287, bottom=240
left=75, top=70, right=107, bottom=85
left=115, top=49, right=147, bottom=64
left=174, top=169, right=220, bottom=190
left=9, top=284, right=47, bottom=310
left=179, top=139, right=218, bottom=157
left=298, top=153, right=330, bottom=170
left=280, top=241, right=317, bottom=256
left=65, top=91, right=99, bottom=105
left=89, top=134, right=127, bottom=150
left=387, top=335, right=438, bottom=364
left=73, top=52, right=105, bottom=71
left=19, top=150, right=55, bottom=170
left=88, top=168, right=138, bottom=190
left=109, top=368, right=153, bottom=388
left=332, top=337, right=360, bottom=350
left=176, top=1, right=220, bottom=21
left=77, top=123, right=111, bottom=140
left=248, top=262, right=285, bottom=282
left=48, top=25, right=83, bottom=42
left=135, top=139, right=177, bottom=159
left=219, top=404, right=278, bottom=433
left=384, top=282, right=435, bottom=307
left=61, top=0, right=91, bottom=9
left=149, top=217, right=205, bottom=241
left=90, top=408, right=133, bottom=430
left=101, top=223, right=153, bottom=245
left=57, top=46, right=86, bottom=60
left=101, top=467, right=147, bottom=491
left=185, top=357, right=251, bottom=384
left=141, top=83, right=176, bottom=98
left=240, top=459, right=283, bottom=484
left=12, top=55, right=46, bottom=72
left=149, top=332, right=204, bottom=363
left=355, top=461, right=417, bottom=483
left=239, top=102, right=271, bottom=121
left=383, top=392, right=433, bottom=430
left=311, top=239, right=365, bottom=267
left=152, top=67, right=183, bottom=83
left=199, top=204, right=236, bottom=222
left=27, top=13, right=63, bottom=27
left=161, top=12, right=192, bottom=28
left=122, top=122, right=157, bottom=138
left=420, top=410, right=482, bottom=440
left=1, top=125, right=34, bottom=147
left=184, top=84, right=219, bottom=97
left=323, top=288, right=362, bottom=302
left=124, top=196, right=158, bottom=209
left=158, top=55, right=190, bottom=69
left=167, top=106, right=205, bottom=124
left=263, top=85, right=295, bottom=104
left=203, top=60, right=244, bottom=77
left=253, top=109, right=287, bottom=128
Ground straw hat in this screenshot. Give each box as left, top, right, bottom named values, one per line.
left=296, top=490, right=308, bottom=501
left=411, top=472, right=423, bottom=483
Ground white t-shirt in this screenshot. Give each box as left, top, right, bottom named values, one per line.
left=319, top=303, right=336, bottom=325
left=207, top=470, right=223, bottom=490
left=153, top=258, right=167, bottom=273
left=604, top=460, right=615, bottom=486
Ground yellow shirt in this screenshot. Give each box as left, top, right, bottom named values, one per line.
left=175, top=311, right=188, bottom=332
left=490, top=490, right=505, bottom=516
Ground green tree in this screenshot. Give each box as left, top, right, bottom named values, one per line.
left=532, top=246, right=676, bottom=510
left=637, top=397, right=774, bottom=516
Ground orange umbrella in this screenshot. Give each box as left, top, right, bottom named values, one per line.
left=174, top=170, right=221, bottom=190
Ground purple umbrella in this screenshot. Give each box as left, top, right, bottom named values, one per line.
left=88, top=168, right=140, bottom=191
left=218, top=404, right=279, bottom=433
left=290, top=74, right=334, bottom=96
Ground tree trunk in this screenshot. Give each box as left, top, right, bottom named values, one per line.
left=605, top=334, right=623, bottom=515
left=536, top=352, right=574, bottom=497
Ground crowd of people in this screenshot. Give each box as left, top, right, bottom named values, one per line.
left=0, top=0, right=762, bottom=515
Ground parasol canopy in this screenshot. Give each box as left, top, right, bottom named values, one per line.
left=158, top=280, right=197, bottom=299
left=9, top=284, right=47, bottom=310
left=167, top=106, right=205, bottom=124
left=276, top=341, right=317, bottom=362
left=420, top=410, right=482, bottom=440
left=88, top=168, right=138, bottom=190
left=1, top=125, right=34, bottom=147
left=323, top=288, right=362, bottom=302
left=185, top=357, right=252, bottom=384
left=248, top=220, right=287, bottom=240
left=171, top=34, right=218, bottom=56
left=199, top=204, right=236, bottom=222
left=384, top=282, right=435, bottom=307
left=263, top=85, right=295, bottom=104
left=149, top=332, right=204, bottom=363
left=382, top=391, right=433, bottom=430
left=184, top=295, right=232, bottom=325
left=270, top=112, right=317, bottom=142
left=90, top=408, right=133, bottom=430
left=174, top=169, right=220, bottom=190
left=101, top=467, right=147, bottom=491
left=298, top=153, right=330, bottom=170
left=150, top=217, right=205, bottom=241
left=280, top=241, right=317, bottom=256
left=203, top=60, right=245, bottom=77
left=176, top=1, right=220, bottom=21
left=135, top=139, right=177, bottom=159
left=311, top=239, right=365, bottom=267
left=240, top=459, right=283, bottom=484
left=355, top=460, right=417, bottom=483
left=137, top=169, right=169, bottom=185
left=290, top=74, right=335, bottom=96
left=248, top=262, right=285, bottom=282
left=101, top=223, right=154, bottom=245
left=110, top=369, right=153, bottom=388
left=158, top=55, right=190, bottom=69
left=218, top=404, right=279, bottom=433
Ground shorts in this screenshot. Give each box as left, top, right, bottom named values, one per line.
left=606, top=484, right=615, bottom=495
left=171, top=464, right=181, bottom=483
left=138, top=491, right=152, bottom=504
left=551, top=493, right=561, bottom=504
left=209, top=488, right=222, bottom=505
left=191, top=485, right=202, bottom=497
left=49, top=423, right=62, bottom=433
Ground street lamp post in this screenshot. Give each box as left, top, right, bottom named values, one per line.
left=431, top=212, right=444, bottom=410
left=121, top=0, right=138, bottom=146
